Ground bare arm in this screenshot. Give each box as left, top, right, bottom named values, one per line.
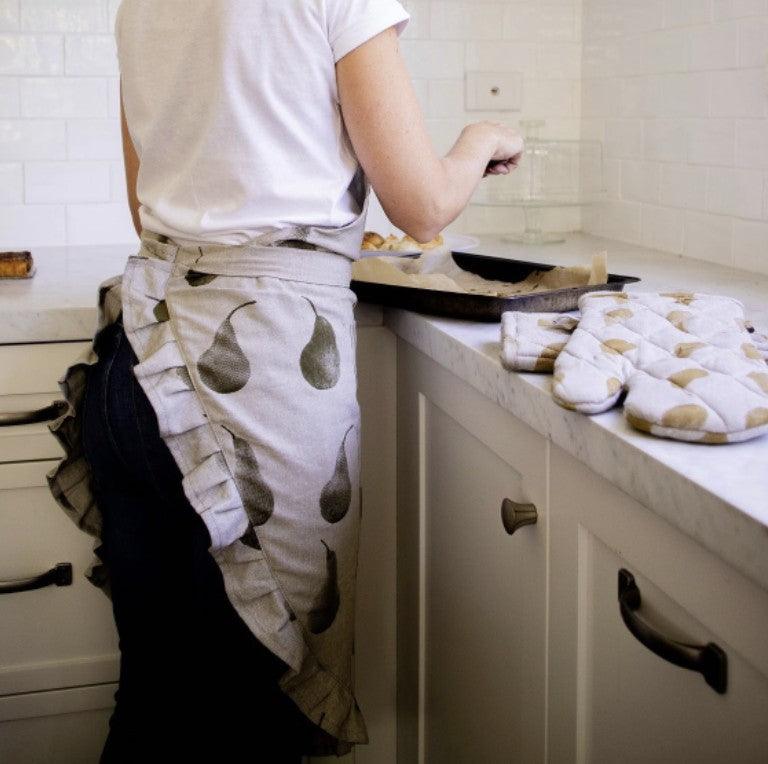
left=120, top=78, right=142, bottom=238
left=336, top=27, right=522, bottom=242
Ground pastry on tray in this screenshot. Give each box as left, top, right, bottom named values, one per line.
left=0, top=250, right=33, bottom=278
left=362, top=231, right=445, bottom=253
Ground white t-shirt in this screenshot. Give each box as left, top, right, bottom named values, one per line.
left=115, top=0, right=410, bottom=248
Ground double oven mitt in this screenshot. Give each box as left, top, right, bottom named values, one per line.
left=500, top=312, right=579, bottom=372
left=552, top=291, right=768, bottom=444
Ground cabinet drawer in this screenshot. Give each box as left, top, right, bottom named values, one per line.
left=0, top=682, right=114, bottom=763
left=0, top=342, right=90, bottom=463
left=549, top=445, right=768, bottom=763
left=0, top=460, right=119, bottom=697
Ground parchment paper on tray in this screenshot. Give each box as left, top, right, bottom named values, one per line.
left=351, top=249, right=609, bottom=298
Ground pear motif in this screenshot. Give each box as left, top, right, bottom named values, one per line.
left=145, top=294, right=169, bottom=322
left=197, top=301, right=257, bottom=393
left=307, top=540, right=340, bottom=634
left=300, top=298, right=340, bottom=389
left=186, top=270, right=217, bottom=287
left=223, top=424, right=274, bottom=550
left=320, top=424, right=354, bottom=523
left=175, top=366, right=194, bottom=390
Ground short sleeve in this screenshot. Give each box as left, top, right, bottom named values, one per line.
left=325, top=0, right=410, bottom=63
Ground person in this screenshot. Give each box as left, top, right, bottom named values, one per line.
left=77, top=1, right=523, bottom=761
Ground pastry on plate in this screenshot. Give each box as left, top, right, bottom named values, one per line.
left=0, top=250, right=33, bottom=278
left=362, top=231, right=385, bottom=250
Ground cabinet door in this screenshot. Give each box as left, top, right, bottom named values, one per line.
left=0, top=683, right=115, bottom=763
left=0, top=460, right=119, bottom=696
left=397, top=340, right=548, bottom=764
left=549, top=445, right=768, bottom=764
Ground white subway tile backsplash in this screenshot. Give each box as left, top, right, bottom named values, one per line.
left=66, top=117, right=121, bottom=159
left=683, top=210, right=734, bottom=265
left=713, top=0, right=768, bottom=21
left=430, top=3, right=506, bottom=41
left=400, top=0, right=429, bottom=39
left=706, top=166, right=765, bottom=218
left=465, top=40, right=537, bottom=77
left=663, top=0, right=712, bottom=29
left=0, top=1, right=19, bottom=32
left=21, top=0, right=106, bottom=33
left=584, top=0, right=767, bottom=272
left=641, top=204, right=685, bottom=253
left=710, top=68, right=767, bottom=118
left=739, top=17, right=768, bottom=67
left=0, top=32, right=62, bottom=74
left=621, top=160, right=661, bottom=203
left=736, top=119, right=768, bottom=168
left=21, top=75, right=106, bottom=117
left=24, top=159, right=110, bottom=203
left=66, top=201, right=137, bottom=244
left=687, top=118, right=736, bottom=165
left=0, top=75, right=18, bottom=115
left=661, top=72, right=710, bottom=117
left=400, top=40, right=465, bottom=79
left=644, top=119, right=688, bottom=162
left=660, top=163, right=708, bottom=209
left=0, top=117, right=64, bottom=159
left=0, top=203, right=65, bottom=247
left=606, top=119, right=644, bottom=159
left=733, top=218, right=768, bottom=271
left=0, top=161, right=22, bottom=202
left=688, top=22, right=739, bottom=71
left=65, top=33, right=117, bottom=75
left=109, top=158, right=126, bottom=201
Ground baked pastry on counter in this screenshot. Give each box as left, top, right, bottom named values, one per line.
left=0, top=250, right=33, bottom=278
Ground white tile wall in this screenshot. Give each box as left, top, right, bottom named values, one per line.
left=581, top=0, right=768, bottom=274
left=1, top=0, right=582, bottom=248
left=0, top=0, right=132, bottom=247
left=398, top=0, right=584, bottom=237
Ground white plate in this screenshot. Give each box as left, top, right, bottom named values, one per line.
left=359, top=233, right=480, bottom=259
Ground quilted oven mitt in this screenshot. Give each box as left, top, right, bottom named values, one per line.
left=552, top=291, right=768, bottom=444
left=500, top=312, right=579, bottom=372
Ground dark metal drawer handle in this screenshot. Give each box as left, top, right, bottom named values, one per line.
left=0, top=563, right=73, bottom=595
left=501, top=498, right=538, bottom=535
left=618, top=569, right=727, bottom=694
left=0, top=400, right=67, bottom=427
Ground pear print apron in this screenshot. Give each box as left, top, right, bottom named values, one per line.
left=46, top=213, right=372, bottom=756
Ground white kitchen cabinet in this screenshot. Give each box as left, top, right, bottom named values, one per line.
left=548, top=444, right=768, bottom=764
left=396, top=339, right=548, bottom=764
left=1, top=325, right=398, bottom=764
left=0, top=684, right=116, bottom=764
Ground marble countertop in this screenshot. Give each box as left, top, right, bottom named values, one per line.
left=2, top=234, right=767, bottom=591
left=0, top=243, right=385, bottom=344
left=384, top=233, right=768, bottom=592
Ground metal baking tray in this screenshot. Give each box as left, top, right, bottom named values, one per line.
left=350, top=250, right=641, bottom=322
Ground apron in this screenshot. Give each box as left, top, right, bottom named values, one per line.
left=45, top=183, right=372, bottom=757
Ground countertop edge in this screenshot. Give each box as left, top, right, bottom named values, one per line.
left=384, top=306, right=768, bottom=593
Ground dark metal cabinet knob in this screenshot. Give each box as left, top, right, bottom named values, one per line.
left=501, top=498, right=538, bottom=535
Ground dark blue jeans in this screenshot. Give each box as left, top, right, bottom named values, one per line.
left=82, top=316, right=311, bottom=763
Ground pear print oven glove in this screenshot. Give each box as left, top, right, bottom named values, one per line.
left=551, top=291, right=768, bottom=444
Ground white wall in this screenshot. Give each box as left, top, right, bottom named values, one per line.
left=581, top=0, right=768, bottom=274
left=0, top=0, right=583, bottom=248
left=0, top=0, right=127, bottom=247
left=391, top=0, right=583, bottom=237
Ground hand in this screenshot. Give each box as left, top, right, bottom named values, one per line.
left=476, top=121, right=524, bottom=177
left=484, top=155, right=522, bottom=177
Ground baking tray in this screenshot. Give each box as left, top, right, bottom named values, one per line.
left=350, top=250, right=641, bottom=322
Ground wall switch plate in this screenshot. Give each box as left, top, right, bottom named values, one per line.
left=465, top=71, right=523, bottom=111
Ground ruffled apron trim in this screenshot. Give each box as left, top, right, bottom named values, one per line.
left=45, top=273, right=124, bottom=596
left=120, top=231, right=367, bottom=751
